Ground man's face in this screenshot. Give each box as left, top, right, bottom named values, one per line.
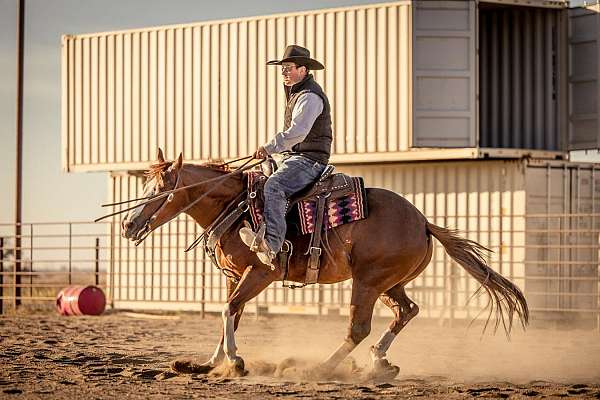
left=281, top=62, right=305, bottom=86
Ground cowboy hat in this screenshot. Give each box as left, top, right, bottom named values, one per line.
left=266, top=45, right=325, bottom=70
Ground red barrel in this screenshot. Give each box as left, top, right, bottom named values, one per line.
left=56, top=285, right=106, bottom=316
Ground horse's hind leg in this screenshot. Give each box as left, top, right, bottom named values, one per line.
left=316, top=281, right=379, bottom=376
left=369, top=284, right=419, bottom=377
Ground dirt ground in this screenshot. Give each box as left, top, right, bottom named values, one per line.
left=1, top=310, right=599, bottom=399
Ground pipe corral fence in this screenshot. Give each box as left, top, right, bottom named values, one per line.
left=1, top=212, right=598, bottom=329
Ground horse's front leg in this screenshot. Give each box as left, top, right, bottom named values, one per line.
left=204, top=277, right=249, bottom=368
left=221, top=264, right=278, bottom=375
left=172, top=278, right=245, bottom=374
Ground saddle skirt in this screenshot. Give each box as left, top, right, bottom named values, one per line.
left=245, top=169, right=369, bottom=235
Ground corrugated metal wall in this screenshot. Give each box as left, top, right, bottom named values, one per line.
left=479, top=5, right=561, bottom=150
left=108, top=160, right=530, bottom=319
left=62, top=1, right=412, bottom=172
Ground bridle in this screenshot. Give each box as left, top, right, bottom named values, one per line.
left=133, top=168, right=184, bottom=246
left=96, top=155, right=264, bottom=246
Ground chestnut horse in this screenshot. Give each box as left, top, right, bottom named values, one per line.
left=120, top=149, right=529, bottom=378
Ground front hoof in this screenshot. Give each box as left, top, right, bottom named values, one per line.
left=367, top=358, right=400, bottom=381
left=211, top=356, right=248, bottom=378
left=229, top=356, right=246, bottom=376
left=171, top=359, right=215, bottom=374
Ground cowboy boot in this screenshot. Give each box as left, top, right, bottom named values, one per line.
left=239, top=221, right=265, bottom=251
left=239, top=222, right=276, bottom=269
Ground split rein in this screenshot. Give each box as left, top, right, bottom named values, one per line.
left=94, top=155, right=264, bottom=242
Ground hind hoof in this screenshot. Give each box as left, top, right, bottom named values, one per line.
left=171, top=359, right=215, bottom=374
left=367, top=358, right=400, bottom=381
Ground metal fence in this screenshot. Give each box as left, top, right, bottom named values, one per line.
left=0, top=222, right=112, bottom=313
left=1, top=215, right=599, bottom=328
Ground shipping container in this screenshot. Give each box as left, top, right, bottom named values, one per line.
left=107, top=159, right=600, bottom=321
left=61, top=0, right=600, bottom=173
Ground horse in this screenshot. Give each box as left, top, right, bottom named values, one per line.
left=120, top=148, right=529, bottom=378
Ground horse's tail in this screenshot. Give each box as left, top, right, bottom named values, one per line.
left=426, top=222, right=529, bottom=336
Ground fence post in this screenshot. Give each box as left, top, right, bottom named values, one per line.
left=201, top=254, right=206, bottom=320
left=0, top=237, right=3, bottom=314
left=14, top=224, right=21, bottom=308
left=95, top=237, right=100, bottom=286
left=109, top=222, right=115, bottom=309
left=318, top=285, right=323, bottom=318
left=30, top=224, right=33, bottom=298
left=255, top=294, right=260, bottom=321
left=68, top=223, right=72, bottom=285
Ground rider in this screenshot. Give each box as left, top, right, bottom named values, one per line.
left=239, top=45, right=332, bottom=267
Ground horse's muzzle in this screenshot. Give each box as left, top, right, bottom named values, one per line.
left=121, top=219, right=139, bottom=239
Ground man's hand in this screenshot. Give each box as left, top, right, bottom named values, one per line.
left=254, top=146, right=268, bottom=159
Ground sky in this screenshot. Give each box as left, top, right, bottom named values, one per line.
left=0, top=0, right=389, bottom=224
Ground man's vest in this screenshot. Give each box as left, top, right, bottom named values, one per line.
left=283, top=74, right=332, bottom=165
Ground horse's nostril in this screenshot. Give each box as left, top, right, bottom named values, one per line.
left=123, top=220, right=134, bottom=232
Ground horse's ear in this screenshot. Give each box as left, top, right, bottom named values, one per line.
left=157, top=148, right=165, bottom=163
left=173, top=152, right=183, bottom=170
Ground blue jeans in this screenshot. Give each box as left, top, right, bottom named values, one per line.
left=263, top=155, right=326, bottom=253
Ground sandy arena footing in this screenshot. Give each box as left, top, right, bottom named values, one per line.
left=1, top=311, right=599, bottom=399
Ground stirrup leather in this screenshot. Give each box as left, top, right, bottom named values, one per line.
left=250, top=223, right=266, bottom=252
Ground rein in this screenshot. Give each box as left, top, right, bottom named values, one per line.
left=94, top=156, right=262, bottom=223
left=100, top=155, right=254, bottom=208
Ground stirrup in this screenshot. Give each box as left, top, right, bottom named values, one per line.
left=250, top=222, right=266, bottom=252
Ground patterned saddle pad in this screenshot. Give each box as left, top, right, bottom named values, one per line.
left=245, top=171, right=369, bottom=235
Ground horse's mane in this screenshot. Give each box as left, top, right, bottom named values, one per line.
left=201, top=159, right=232, bottom=172
left=145, top=159, right=231, bottom=185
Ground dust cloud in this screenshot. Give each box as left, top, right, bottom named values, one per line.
left=242, top=314, right=600, bottom=384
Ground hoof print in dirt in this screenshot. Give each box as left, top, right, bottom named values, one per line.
left=171, top=359, right=213, bottom=374
left=136, top=369, right=164, bottom=380
left=155, top=371, right=178, bottom=381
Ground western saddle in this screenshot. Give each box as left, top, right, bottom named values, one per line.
left=200, top=162, right=356, bottom=286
